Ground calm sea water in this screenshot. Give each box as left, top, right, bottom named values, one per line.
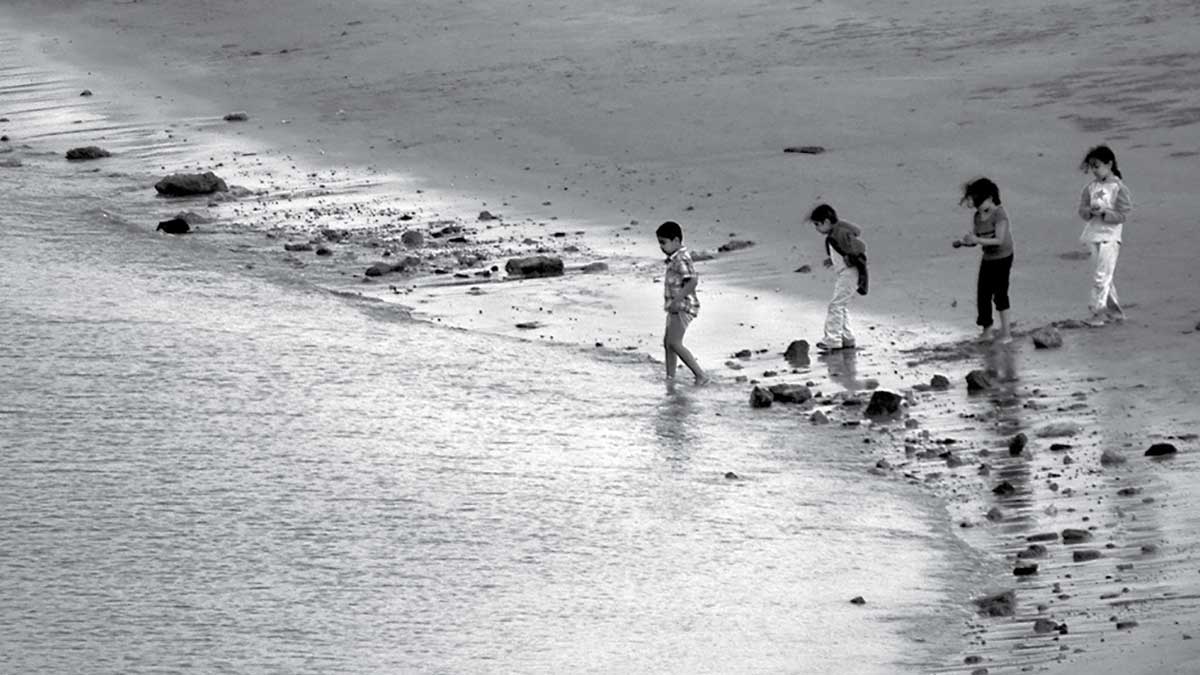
left=0, top=45, right=969, bottom=675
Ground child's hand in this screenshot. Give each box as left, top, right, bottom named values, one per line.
left=822, top=257, right=833, bottom=268
left=961, top=233, right=977, bottom=246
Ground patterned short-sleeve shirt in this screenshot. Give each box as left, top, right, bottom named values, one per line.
left=663, top=247, right=699, bottom=316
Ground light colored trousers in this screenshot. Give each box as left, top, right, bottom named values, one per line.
left=823, top=261, right=858, bottom=347
left=1089, top=241, right=1122, bottom=315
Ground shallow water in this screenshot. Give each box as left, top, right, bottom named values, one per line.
left=0, top=122, right=985, bottom=675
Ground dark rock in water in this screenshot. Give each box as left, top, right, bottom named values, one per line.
left=865, top=390, right=902, bottom=417
left=1145, top=443, right=1178, bottom=457
left=1116, top=620, right=1139, bottom=630
left=1050, top=443, right=1073, bottom=451
left=810, top=410, right=829, bottom=425
left=930, top=374, right=951, bottom=390
left=1013, top=563, right=1038, bottom=576
left=581, top=261, right=609, bottom=273
left=1073, top=549, right=1102, bottom=562
left=155, top=217, right=190, bottom=234
left=1116, top=486, right=1142, bottom=497
left=784, top=145, right=826, bottom=155
left=718, top=239, right=755, bottom=253
left=724, top=471, right=739, bottom=480
left=515, top=321, right=542, bottom=330
left=1018, top=544, right=1048, bottom=559
left=750, top=386, right=773, bottom=409
left=1062, top=528, right=1092, bottom=544
left=974, top=590, right=1016, bottom=617
left=283, top=242, right=313, bottom=252
left=1008, top=432, right=1028, bottom=456
left=155, top=171, right=228, bottom=196
left=223, top=111, right=249, bottom=122
left=734, top=349, right=752, bottom=360
left=992, top=480, right=1015, bottom=496
left=794, top=264, right=812, bottom=273
left=784, top=340, right=809, bottom=360
left=400, top=230, right=424, bottom=248
left=65, top=146, right=111, bottom=160
left=1028, top=532, right=1059, bottom=542
left=966, top=369, right=993, bottom=392
left=1034, top=618, right=1060, bottom=634
left=849, top=596, right=866, bottom=605
left=1031, top=325, right=1063, bottom=349
left=315, top=246, right=333, bottom=257
left=478, top=210, right=498, bottom=221
left=505, top=255, right=564, bottom=278
left=769, top=383, right=812, bottom=404
left=80, top=89, right=93, bottom=97
left=0, top=135, right=9, bottom=142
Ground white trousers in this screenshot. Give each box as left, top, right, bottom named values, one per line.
left=1089, top=241, right=1121, bottom=315
left=823, top=264, right=858, bottom=347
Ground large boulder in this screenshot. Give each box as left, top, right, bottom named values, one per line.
left=769, top=383, right=812, bottom=404
left=1031, top=326, right=1064, bottom=349
left=864, top=390, right=902, bottom=418
left=65, top=146, right=111, bottom=160
left=505, top=255, right=564, bottom=278
left=154, top=171, right=228, bottom=196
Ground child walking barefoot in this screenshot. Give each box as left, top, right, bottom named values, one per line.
left=656, top=221, right=709, bottom=385
left=808, top=204, right=868, bottom=351
left=1077, top=145, right=1132, bottom=326
left=957, top=177, right=1014, bottom=343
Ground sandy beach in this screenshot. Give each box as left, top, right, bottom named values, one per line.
left=3, top=0, right=1199, bottom=672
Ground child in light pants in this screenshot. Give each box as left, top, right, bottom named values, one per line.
left=808, top=204, right=868, bottom=351
left=1077, top=145, right=1133, bottom=326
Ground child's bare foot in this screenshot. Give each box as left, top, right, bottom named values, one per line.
left=978, top=327, right=994, bottom=342
left=694, top=373, right=712, bottom=386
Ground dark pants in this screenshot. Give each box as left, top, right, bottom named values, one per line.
left=977, top=254, right=1013, bottom=328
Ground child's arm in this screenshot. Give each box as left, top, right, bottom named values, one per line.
left=1100, top=184, right=1133, bottom=224
left=1077, top=185, right=1095, bottom=221
left=668, top=276, right=698, bottom=312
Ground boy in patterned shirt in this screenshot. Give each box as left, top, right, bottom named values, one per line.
left=656, top=221, right=709, bottom=385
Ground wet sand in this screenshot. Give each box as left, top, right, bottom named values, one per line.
left=3, top=0, right=1199, bottom=672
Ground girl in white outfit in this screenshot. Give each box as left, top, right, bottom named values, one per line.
left=1076, top=145, right=1133, bottom=326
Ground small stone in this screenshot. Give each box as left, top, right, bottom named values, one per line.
left=985, top=506, right=1004, bottom=521
left=1034, top=618, right=1060, bottom=634
left=1028, top=532, right=1059, bottom=542
left=80, top=89, right=93, bottom=96
left=1145, top=443, right=1178, bottom=457
left=1037, top=421, right=1083, bottom=438
left=784, top=340, right=809, bottom=361
left=315, top=246, right=333, bottom=257
left=864, top=390, right=902, bottom=418
left=505, top=255, right=564, bottom=278
left=992, top=480, right=1016, bottom=496
left=223, top=111, right=250, bottom=121
left=1008, top=432, right=1028, bottom=456
left=581, top=261, right=609, bottom=273
left=1100, top=449, right=1127, bottom=466
left=810, top=410, right=830, bottom=425
left=65, top=146, right=111, bottom=160
left=283, top=242, right=313, bottom=252
left=750, top=386, right=773, bottom=409
left=1116, top=620, right=1138, bottom=630
left=155, top=217, right=190, bottom=234
left=794, top=264, right=812, bottom=273
left=724, top=471, right=739, bottom=480
left=1031, top=326, right=1064, bottom=349
left=1073, top=549, right=1102, bottom=562
left=1062, top=529, right=1092, bottom=544
left=966, top=369, right=992, bottom=392
left=400, top=230, right=424, bottom=247
left=930, top=374, right=951, bottom=390
left=769, top=384, right=812, bottom=404
left=784, top=145, right=826, bottom=154
left=1018, top=544, right=1047, bottom=559
left=717, top=239, right=755, bottom=253
left=478, top=210, right=499, bottom=221
left=1013, top=563, right=1039, bottom=576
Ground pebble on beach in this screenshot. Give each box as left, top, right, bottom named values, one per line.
left=749, top=386, right=773, bottom=408
left=1145, top=443, right=1178, bottom=457
left=65, top=146, right=111, bottom=160
left=154, top=171, right=229, bottom=196
left=223, top=111, right=250, bottom=121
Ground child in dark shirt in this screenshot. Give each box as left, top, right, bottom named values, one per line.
left=808, top=204, right=868, bottom=351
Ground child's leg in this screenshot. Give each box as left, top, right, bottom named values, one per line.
left=993, top=255, right=1013, bottom=340
left=841, top=269, right=857, bottom=346
left=665, top=313, right=706, bottom=381
left=1090, top=241, right=1119, bottom=315
left=823, top=269, right=855, bottom=347
left=976, top=258, right=994, bottom=332
left=1104, top=244, right=1123, bottom=318
left=663, top=315, right=679, bottom=379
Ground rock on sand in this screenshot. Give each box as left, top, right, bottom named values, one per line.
left=717, top=239, right=755, bottom=253
left=505, top=255, right=564, bottom=278
left=750, top=386, right=773, bottom=408
left=965, top=369, right=992, bottom=392
left=769, top=384, right=812, bottom=404
left=65, top=146, right=111, bottom=160
left=1031, top=325, right=1064, bottom=349
left=864, top=391, right=902, bottom=418
left=155, top=217, right=190, bottom=234
left=155, top=171, right=229, bottom=196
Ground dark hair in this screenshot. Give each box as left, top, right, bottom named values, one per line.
left=1080, top=144, right=1123, bottom=179
left=808, top=204, right=838, bottom=224
left=961, top=177, right=1002, bottom=208
left=655, top=220, right=683, bottom=241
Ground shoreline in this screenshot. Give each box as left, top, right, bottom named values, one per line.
left=4, top=2, right=1200, bottom=672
